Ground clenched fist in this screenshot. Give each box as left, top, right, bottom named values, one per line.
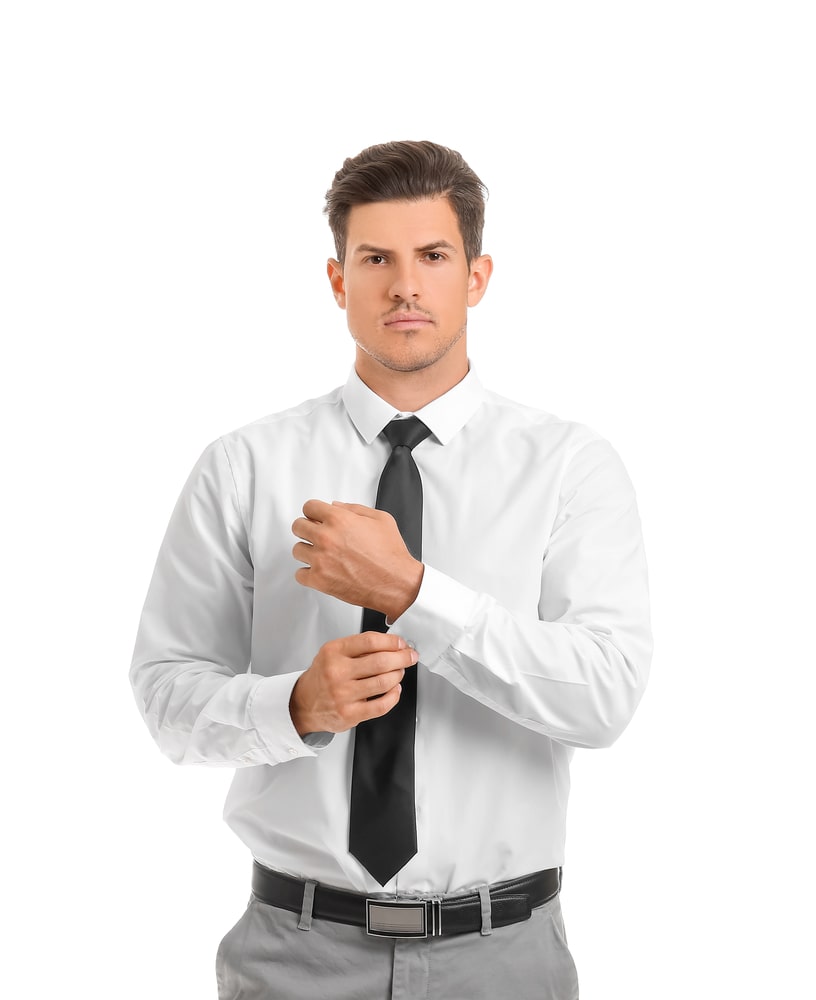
left=292, top=499, right=424, bottom=621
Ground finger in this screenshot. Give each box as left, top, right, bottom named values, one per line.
left=359, top=683, right=403, bottom=721
left=292, top=541, right=314, bottom=566
left=360, top=667, right=407, bottom=700
left=335, top=631, right=408, bottom=657
left=353, top=646, right=419, bottom=680
left=302, top=498, right=333, bottom=522
left=291, top=516, right=319, bottom=542
left=331, top=501, right=380, bottom=518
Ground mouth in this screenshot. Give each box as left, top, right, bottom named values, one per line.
left=383, top=312, right=435, bottom=330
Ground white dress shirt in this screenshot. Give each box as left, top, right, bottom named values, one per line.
left=130, top=366, right=652, bottom=895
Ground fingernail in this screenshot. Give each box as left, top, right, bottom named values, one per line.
left=396, top=637, right=407, bottom=648
left=410, top=650, right=419, bottom=664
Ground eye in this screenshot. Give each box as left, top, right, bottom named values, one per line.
left=365, top=254, right=387, bottom=265
left=424, top=252, right=445, bottom=262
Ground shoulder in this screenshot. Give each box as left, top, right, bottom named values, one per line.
left=478, top=387, right=609, bottom=455
left=218, top=385, right=345, bottom=449
left=187, top=385, right=346, bottom=488
left=474, top=387, right=635, bottom=498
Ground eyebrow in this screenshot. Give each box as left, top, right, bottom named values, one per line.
left=353, top=240, right=459, bottom=256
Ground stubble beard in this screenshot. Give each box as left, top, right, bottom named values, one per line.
left=353, top=322, right=467, bottom=374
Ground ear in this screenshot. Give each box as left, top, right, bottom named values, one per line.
left=327, top=258, right=346, bottom=309
left=467, top=254, right=493, bottom=307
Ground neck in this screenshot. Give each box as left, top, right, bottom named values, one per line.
left=354, top=350, right=468, bottom=413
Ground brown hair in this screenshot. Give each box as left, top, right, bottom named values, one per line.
left=324, top=140, right=488, bottom=265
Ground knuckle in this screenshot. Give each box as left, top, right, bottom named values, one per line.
left=381, top=688, right=400, bottom=713
left=367, top=699, right=385, bottom=721
left=335, top=635, right=354, bottom=657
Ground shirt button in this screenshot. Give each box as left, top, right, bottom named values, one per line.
left=288, top=747, right=298, bottom=756
left=405, top=639, right=416, bottom=650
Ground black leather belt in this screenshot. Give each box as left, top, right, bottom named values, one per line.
left=251, top=861, right=561, bottom=939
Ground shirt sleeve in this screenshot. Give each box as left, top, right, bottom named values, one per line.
left=391, top=436, right=653, bottom=749
left=129, top=439, right=322, bottom=766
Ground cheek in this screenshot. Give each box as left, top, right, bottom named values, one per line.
left=429, top=273, right=470, bottom=308
left=344, top=277, right=384, bottom=316
left=436, top=291, right=470, bottom=325
left=344, top=301, right=381, bottom=342
left=345, top=298, right=372, bottom=327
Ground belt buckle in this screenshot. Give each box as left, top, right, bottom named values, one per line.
left=366, top=897, right=442, bottom=938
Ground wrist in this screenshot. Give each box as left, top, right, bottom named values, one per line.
left=289, top=676, right=315, bottom=738
left=383, top=559, right=424, bottom=622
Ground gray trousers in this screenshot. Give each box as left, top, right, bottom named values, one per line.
left=216, top=888, right=579, bottom=999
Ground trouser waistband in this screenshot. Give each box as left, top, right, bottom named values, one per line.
left=250, top=862, right=561, bottom=938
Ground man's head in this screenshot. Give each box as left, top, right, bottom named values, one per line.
left=324, top=141, right=493, bottom=404
left=324, top=140, right=487, bottom=267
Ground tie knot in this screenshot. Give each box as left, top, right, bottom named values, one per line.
left=382, top=416, right=431, bottom=452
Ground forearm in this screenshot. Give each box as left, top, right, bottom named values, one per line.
left=129, top=655, right=319, bottom=766
left=394, top=566, right=651, bottom=748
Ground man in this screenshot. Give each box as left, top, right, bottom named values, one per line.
left=130, top=139, right=652, bottom=999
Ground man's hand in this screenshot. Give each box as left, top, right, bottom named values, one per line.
left=289, top=632, right=419, bottom=736
left=291, top=499, right=424, bottom=621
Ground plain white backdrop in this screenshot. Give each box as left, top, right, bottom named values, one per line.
left=2, top=2, right=813, bottom=997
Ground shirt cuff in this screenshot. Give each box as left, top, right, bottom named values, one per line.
left=248, top=672, right=333, bottom=763
left=388, top=564, right=479, bottom=665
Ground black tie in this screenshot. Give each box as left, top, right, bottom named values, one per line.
left=348, top=416, right=431, bottom=885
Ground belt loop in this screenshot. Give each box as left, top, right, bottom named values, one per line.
left=477, top=884, right=492, bottom=936
left=298, top=879, right=318, bottom=931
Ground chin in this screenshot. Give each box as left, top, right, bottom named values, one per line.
left=356, top=332, right=465, bottom=376
left=374, top=351, right=447, bottom=374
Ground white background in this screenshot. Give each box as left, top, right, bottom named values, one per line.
left=2, top=2, right=813, bottom=997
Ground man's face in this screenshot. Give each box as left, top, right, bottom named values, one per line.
left=327, top=197, right=491, bottom=378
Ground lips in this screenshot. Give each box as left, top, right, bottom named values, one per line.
left=383, top=312, right=434, bottom=327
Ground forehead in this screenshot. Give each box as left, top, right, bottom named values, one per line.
left=346, top=197, right=463, bottom=251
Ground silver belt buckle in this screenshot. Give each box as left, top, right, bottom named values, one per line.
left=366, top=898, right=443, bottom=938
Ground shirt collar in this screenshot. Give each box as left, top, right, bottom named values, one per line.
left=342, top=364, right=486, bottom=446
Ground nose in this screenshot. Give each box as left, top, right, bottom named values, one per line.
left=388, top=261, right=421, bottom=301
